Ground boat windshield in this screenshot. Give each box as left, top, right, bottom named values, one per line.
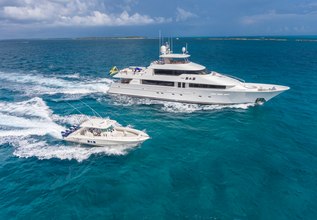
left=88, top=128, right=102, bottom=136
left=101, top=126, right=115, bottom=132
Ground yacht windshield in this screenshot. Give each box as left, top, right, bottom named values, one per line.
left=161, top=58, right=189, bottom=64
left=197, top=69, right=210, bottom=74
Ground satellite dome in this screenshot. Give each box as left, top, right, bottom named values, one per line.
left=160, top=45, right=167, bottom=54
left=182, top=47, right=186, bottom=54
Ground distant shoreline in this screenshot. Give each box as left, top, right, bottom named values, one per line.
left=1, top=36, right=317, bottom=42
left=206, top=37, right=317, bottom=42
left=75, top=36, right=146, bottom=40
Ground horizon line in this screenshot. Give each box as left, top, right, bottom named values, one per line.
left=1, top=34, right=317, bottom=41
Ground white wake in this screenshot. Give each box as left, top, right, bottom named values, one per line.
left=0, top=97, right=136, bottom=162
left=108, top=95, right=255, bottom=113
left=0, top=71, right=112, bottom=97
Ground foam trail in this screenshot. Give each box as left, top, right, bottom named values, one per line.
left=109, top=95, right=255, bottom=113
left=0, top=97, right=64, bottom=138
left=11, top=138, right=131, bottom=162
left=0, top=71, right=112, bottom=96
left=0, top=98, right=137, bottom=162
left=0, top=97, right=52, bottom=119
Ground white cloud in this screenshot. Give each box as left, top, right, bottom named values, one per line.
left=3, top=6, right=48, bottom=21
left=0, top=0, right=169, bottom=26
left=55, top=10, right=167, bottom=26
left=176, top=7, right=197, bottom=22
left=239, top=9, right=317, bottom=34
left=241, top=10, right=317, bottom=25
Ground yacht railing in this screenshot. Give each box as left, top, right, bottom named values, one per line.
left=222, top=73, right=245, bottom=83
left=151, top=60, right=164, bottom=65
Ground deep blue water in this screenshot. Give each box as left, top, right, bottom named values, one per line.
left=0, top=38, right=317, bottom=219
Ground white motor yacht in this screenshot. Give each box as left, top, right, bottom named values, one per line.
left=108, top=43, right=289, bottom=105
left=61, top=118, right=149, bottom=146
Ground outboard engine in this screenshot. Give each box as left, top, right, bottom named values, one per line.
left=61, top=131, right=67, bottom=138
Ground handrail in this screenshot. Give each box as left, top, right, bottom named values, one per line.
left=222, top=73, right=245, bottom=83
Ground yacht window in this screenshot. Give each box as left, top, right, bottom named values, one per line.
left=142, top=80, right=174, bottom=86
left=154, top=69, right=209, bottom=76
left=189, top=83, right=226, bottom=89
left=170, top=58, right=188, bottom=64
left=121, top=79, right=132, bottom=84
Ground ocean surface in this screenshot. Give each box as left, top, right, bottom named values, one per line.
left=0, top=37, right=316, bottom=219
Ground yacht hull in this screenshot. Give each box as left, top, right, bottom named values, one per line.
left=108, top=83, right=289, bottom=105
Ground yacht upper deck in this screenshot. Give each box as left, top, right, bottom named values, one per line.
left=148, top=43, right=206, bottom=71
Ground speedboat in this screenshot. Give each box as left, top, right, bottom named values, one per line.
left=61, top=118, right=149, bottom=146
left=108, top=42, right=289, bottom=105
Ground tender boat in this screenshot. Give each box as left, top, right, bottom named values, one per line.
left=61, top=118, right=149, bottom=146
left=108, top=42, right=289, bottom=105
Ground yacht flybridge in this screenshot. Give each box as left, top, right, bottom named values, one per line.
left=61, top=118, right=149, bottom=147
left=108, top=43, right=289, bottom=105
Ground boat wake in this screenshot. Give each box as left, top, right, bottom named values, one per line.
left=0, top=70, right=112, bottom=99
left=0, top=97, right=137, bottom=162
left=108, top=95, right=255, bottom=113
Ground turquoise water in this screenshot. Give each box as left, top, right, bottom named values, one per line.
left=0, top=38, right=317, bottom=219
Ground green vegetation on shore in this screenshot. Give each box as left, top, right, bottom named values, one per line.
left=76, top=36, right=146, bottom=40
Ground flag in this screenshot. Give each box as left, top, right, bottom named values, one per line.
left=109, top=66, right=119, bottom=75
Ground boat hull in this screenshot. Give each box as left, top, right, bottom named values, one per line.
left=108, top=83, right=289, bottom=105
left=63, top=126, right=149, bottom=147
left=64, top=136, right=148, bottom=147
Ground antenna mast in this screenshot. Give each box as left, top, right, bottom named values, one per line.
left=79, top=100, right=102, bottom=118
left=171, top=35, right=173, bottom=53
left=159, top=30, right=162, bottom=56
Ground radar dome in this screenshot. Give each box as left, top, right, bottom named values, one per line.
left=182, top=47, right=186, bottom=54
left=160, top=45, right=167, bottom=54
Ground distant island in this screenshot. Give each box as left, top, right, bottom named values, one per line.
left=76, top=36, right=146, bottom=40
left=207, top=37, right=317, bottom=42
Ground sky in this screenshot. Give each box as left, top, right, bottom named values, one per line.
left=0, top=0, right=317, bottom=39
